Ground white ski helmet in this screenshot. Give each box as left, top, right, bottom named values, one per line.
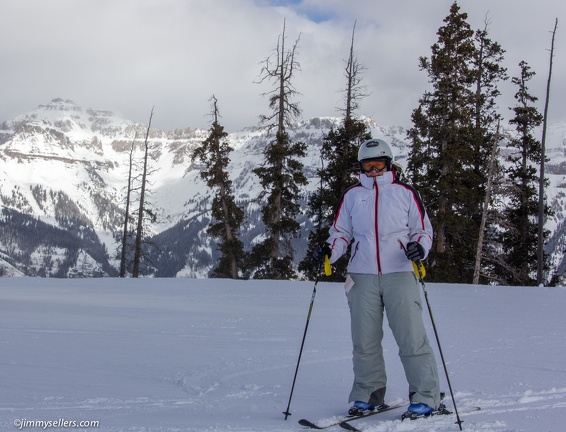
left=358, top=139, right=393, bottom=161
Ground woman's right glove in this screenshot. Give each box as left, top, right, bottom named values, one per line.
left=312, top=244, right=332, bottom=264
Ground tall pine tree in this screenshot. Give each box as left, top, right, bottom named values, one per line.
left=407, top=2, right=502, bottom=282
left=250, top=20, right=308, bottom=280
left=192, top=96, right=246, bottom=279
left=502, top=61, right=549, bottom=285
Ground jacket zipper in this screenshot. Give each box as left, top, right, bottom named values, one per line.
left=373, top=178, right=382, bottom=275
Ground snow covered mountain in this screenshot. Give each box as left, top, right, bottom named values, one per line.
left=1, top=98, right=565, bottom=281
left=0, top=99, right=405, bottom=278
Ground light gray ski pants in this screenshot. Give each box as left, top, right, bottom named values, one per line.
left=346, top=272, right=440, bottom=409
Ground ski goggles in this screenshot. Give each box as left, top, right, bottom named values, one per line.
left=360, top=158, right=388, bottom=173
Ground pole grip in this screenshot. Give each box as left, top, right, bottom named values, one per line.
left=324, top=255, right=332, bottom=276
left=412, top=260, right=426, bottom=279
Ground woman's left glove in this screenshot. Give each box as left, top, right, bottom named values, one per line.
left=405, top=241, right=425, bottom=261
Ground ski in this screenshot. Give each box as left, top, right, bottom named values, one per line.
left=341, top=405, right=481, bottom=432
left=401, top=404, right=481, bottom=421
left=298, top=403, right=403, bottom=430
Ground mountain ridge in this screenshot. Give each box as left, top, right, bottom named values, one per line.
left=1, top=99, right=565, bottom=281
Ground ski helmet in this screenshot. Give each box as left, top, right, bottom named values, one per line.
left=358, top=139, right=393, bottom=161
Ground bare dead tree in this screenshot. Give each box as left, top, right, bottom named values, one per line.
left=473, top=121, right=500, bottom=284
left=256, top=18, right=302, bottom=133
left=119, top=133, right=136, bottom=277
left=537, top=18, right=558, bottom=285
left=339, top=21, right=369, bottom=121
left=132, top=107, right=154, bottom=278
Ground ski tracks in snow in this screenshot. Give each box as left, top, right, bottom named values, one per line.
left=171, top=352, right=351, bottom=412
left=334, top=388, right=566, bottom=432
left=456, top=387, right=566, bottom=431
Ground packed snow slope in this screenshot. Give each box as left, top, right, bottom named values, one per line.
left=1, top=278, right=564, bottom=432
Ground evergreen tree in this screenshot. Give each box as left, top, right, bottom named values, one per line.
left=192, top=96, right=246, bottom=279
left=407, top=2, right=485, bottom=282
left=299, top=22, right=370, bottom=281
left=250, top=20, right=308, bottom=279
left=502, top=61, right=549, bottom=285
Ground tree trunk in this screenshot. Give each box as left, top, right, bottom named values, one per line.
left=473, top=122, right=500, bottom=284
left=537, top=18, right=558, bottom=285
left=132, top=107, right=154, bottom=278
left=119, top=135, right=136, bottom=277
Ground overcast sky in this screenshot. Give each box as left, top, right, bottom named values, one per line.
left=1, top=0, right=564, bottom=132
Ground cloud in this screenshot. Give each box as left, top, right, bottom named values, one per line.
left=1, top=0, right=564, bottom=132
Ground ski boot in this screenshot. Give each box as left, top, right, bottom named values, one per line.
left=401, top=400, right=452, bottom=421
left=402, top=402, right=434, bottom=420
left=348, top=401, right=389, bottom=417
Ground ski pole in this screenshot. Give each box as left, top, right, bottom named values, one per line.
left=413, top=261, right=463, bottom=430
left=283, top=256, right=331, bottom=420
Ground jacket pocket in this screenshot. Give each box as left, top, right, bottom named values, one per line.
left=350, top=241, right=360, bottom=263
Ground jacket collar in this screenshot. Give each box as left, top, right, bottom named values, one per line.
left=359, top=170, right=395, bottom=190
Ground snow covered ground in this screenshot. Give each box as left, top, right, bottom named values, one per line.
left=1, top=277, right=564, bottom=432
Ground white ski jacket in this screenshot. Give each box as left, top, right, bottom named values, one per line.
left=326, top=170, right=433, bottom=276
